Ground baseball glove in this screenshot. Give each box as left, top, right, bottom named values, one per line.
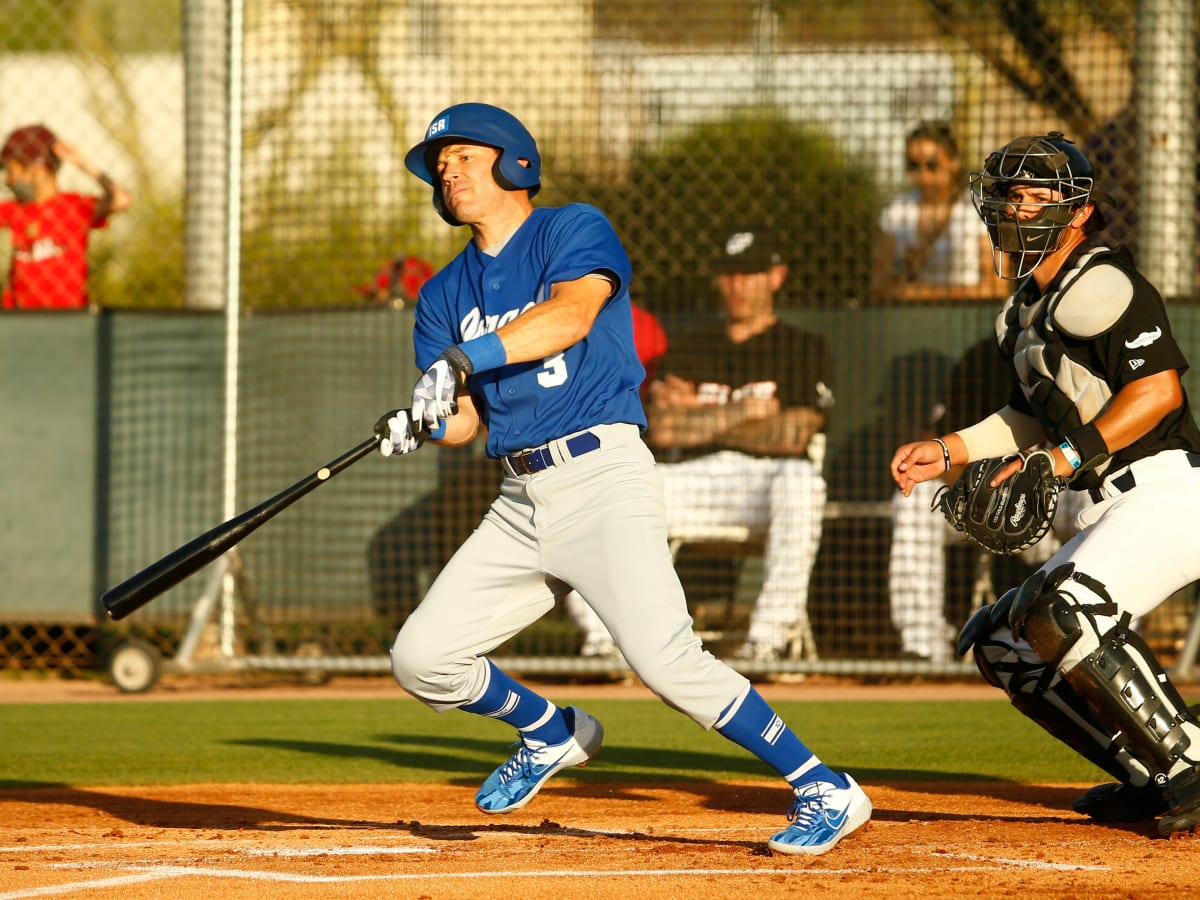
left=933, top=450, right=1066, bottom=556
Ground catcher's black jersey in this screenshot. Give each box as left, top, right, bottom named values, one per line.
left=996, top=241, right=1200, bottom=484
left=658, top=319, right=834, bottom=456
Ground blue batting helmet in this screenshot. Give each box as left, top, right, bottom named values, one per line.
left=405, top=103, right=541, bottom=223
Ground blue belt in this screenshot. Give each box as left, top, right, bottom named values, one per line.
left=504, top=431, right=602, bottom=475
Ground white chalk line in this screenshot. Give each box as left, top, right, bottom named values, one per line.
left=0, top=872, right=169, bottom=900
left=917, top=851, right=1107, bottom=872
left=241, top=844, right=438, bottom=858
left=51, top=845, right=437, bottom=868
left=0, top=858, right=1113, bottom=899
left=0, top=833, right=1111, bottom=899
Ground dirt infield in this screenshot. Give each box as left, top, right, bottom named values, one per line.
left=5, top=780, right=1199, bottom=898
left=3, top=677, right=1199, bottom=898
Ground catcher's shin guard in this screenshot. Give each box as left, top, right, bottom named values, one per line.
left=962, top=589, right=1155, bottom=787
left=1010, top=563, right=1200, bottom=810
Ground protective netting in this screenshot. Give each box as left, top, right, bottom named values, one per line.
left=2, top=1, right=1199, bottom=677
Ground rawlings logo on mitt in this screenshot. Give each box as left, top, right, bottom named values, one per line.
left=933, top=450, right=1066, bottom=556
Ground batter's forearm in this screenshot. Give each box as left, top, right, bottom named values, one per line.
left=433, top=395, right=482, bottom=447
left=488, top=276, right=611, bottom=366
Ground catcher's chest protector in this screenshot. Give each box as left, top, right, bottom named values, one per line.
left=999, top=247, right=1116, bottom=482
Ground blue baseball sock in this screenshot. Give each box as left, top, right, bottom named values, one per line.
left=715, top=685, right=848, bottom=790
left=461, top=660, right=571, bottom=745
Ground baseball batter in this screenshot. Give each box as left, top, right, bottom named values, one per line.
left=890, top=132, right=1200, bottom=834
left=373, top=102, right=870, bottom=855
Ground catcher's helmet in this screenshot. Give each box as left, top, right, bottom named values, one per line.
left=405, top=103, right=541, bottom=224
left=969, top=132, right=1100, bottom=279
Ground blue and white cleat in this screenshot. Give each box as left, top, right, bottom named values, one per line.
left=767, top=774, right=872, bottom=855
left=475, top=706, right=604, bottom=814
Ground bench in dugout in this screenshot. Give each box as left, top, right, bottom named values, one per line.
left=667, top=498, right=897, bottom=662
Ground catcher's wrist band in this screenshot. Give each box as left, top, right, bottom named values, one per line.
left=1065, top=422, right=1108, bottom=471
left=932, top=437, right=952, bottom=473
left=1059, top=440, right=1082, bottom=471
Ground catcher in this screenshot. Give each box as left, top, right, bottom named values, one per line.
left=891, top=132, right=1200, bottom=836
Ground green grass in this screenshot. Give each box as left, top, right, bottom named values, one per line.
left=0, top=696, right=1110, bottom=790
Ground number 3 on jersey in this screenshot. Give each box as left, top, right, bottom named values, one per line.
left=537, top=352, right=568, bottom=388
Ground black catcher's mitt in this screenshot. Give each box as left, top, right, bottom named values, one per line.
left=933, top=450, right=1065, bottom=556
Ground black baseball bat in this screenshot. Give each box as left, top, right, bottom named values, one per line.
left=102, top=435, right=380, bottom=621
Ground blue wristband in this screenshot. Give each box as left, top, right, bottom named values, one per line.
left=427, top=420, right=447, bottom=440
left=1059, top=440, right=1082, bottom=471
left=457, top=332, right=507, bottom=374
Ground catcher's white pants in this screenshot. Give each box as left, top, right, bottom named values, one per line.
left=568, top=450, right=826, bottom=651
left=981, top=449, right=1200, bottom=687
left=1043, top=450, right=1200, bottom=620
left=888, top=478, right=1091, bottom=661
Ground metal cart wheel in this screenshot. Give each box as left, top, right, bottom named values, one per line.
left=108, top=638, right=162, bottom=694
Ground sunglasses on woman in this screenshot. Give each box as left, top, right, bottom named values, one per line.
left=905, top=158, right=943, bottom=172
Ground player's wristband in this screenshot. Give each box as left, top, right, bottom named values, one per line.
left=1058, top=440, right=1082, bottom=471
left=1064, top=423, right=1108, bottom=472
left=453, top=333, right=507, bottom=376
left=932, top=437, right=952, bottom=473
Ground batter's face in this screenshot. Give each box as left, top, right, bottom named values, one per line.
left=716, top=266, right=785, bottom=321
left=435, top=143, right=507, bottom=225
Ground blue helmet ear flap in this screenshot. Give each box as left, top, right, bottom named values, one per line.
left=493, top=153, right=540, bottom=194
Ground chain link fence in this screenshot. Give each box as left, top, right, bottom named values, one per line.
left=2, top=0, right=1198, bottom=684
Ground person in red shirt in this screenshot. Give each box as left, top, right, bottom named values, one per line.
left=0, top=124, right=133, bottom=310
left=630, top=301, right=668, bottom=390
left=357, top=253, right=436, bottom=309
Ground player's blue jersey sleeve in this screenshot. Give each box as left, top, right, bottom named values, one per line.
left=411, top=204, right=646, bottom=457
left=536, top=204, right=632, bottom=299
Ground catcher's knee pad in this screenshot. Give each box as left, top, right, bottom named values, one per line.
left=958, top=588, right=1016, bottom=657
left=962, top=588, right=1047, bottom=698
left=958, top=589, right=1017, bottom=689
left=1007, top=562, right=1117, bottom=671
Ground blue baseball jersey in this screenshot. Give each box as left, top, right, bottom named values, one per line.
left=413, top=203, right=647, bottom=458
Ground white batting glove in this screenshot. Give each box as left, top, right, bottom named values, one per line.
left=411, top=350, right=470, bottom=432
left=373, top=408, right=425, bottom=458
